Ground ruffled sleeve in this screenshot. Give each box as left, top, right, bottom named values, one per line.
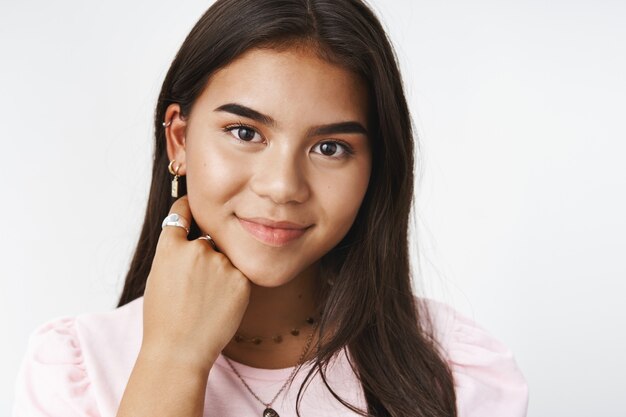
left=432, top=302, right=529, bottom=417
left=12, top=317, right=100, bottom=417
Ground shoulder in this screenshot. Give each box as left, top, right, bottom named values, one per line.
left=417, top=298, right=529, bottom=417
left=13, top=297, right=144, bottom=417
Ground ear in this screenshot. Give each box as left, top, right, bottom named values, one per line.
left=164, top=103, right=188, bottom=175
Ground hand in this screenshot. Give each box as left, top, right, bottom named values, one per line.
left=141, top=195, right=251, bottom=375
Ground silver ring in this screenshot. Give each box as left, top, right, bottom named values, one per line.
left=198, top=234, right=218, bottom=251
left=161, top=213, right=190, bottom=234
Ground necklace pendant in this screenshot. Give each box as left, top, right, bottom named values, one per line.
left=263, top=407, right=279, bottom=417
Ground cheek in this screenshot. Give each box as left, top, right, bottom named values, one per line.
left=318, top=165, right=370, bottom=239
left=184, top=141, right=249, bottom=224
left=187, top=142, right=236, bottom=190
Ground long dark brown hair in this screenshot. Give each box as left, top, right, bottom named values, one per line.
left=117, top=0, right=456, bottom=415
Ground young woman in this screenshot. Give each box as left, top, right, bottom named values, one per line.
left=13, top=1, right=528, bottom=416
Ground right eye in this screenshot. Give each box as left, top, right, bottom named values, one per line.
left=223, top=123, right=264, bottom=143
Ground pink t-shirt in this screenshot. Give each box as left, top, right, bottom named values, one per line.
left=12, top=296, right=528, bottom=416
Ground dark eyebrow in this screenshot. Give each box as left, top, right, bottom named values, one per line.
left=308, top=121, right=368, bottom=137
left=214, top=102, right=368, bottom=137
left=215, top=103, right=277, bottom=128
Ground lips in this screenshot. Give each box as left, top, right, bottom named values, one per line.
left=237, top=216, right=311, bottom=247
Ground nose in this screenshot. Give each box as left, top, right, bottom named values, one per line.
left=249, top=144, right=311, bottom=205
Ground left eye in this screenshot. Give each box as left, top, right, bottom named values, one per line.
left=311, top=141, right=352, bottom=158
left=224, top=124, right=264, bottom=143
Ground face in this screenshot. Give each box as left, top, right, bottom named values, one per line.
left=165, top=47, right=372, bottom=288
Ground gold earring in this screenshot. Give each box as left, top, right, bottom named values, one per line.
left=168, top=160, right=181, bottom=198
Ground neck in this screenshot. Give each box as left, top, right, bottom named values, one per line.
left=221, top=262, right=323, bottom=369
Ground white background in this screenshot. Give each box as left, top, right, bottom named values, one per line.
left=1, top=1, right=625, bottom=416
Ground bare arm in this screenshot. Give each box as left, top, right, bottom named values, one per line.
left=116, top=347, right=212, bottom=417
left=115, top=196, right=250, bottom=416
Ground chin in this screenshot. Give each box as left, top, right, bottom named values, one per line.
left=225, top=252, right=299, bottom=288
left=239, top=267, right=297, bottom=288
left=247, top=275, right=293, bottom=288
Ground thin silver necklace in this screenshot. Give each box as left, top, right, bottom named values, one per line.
left=223, top=322, right=318, bottom=417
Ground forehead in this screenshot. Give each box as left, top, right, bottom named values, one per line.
left=195, top=47, right=369, bottom=125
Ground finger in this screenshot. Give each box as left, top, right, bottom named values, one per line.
left=161, top=195, right=193, bottom=240
left=197, top=234, right=220, bottom=252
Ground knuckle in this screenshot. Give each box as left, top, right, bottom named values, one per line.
left=209, top=251, right=228, bottom=266
left=190, top=239, right=210, bottom=255
left=230, top=269, right=250, bottom=288
left=236, top=276, right=252, bottom=295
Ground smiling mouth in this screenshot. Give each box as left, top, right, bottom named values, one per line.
left=236, top=216, right=311, bottom=247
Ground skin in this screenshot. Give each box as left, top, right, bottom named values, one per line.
left=118, top=46, right=372, bottom=417
left=117, top=45, right=373, bottom=417
left=161, top=46, right=372, bottom=369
